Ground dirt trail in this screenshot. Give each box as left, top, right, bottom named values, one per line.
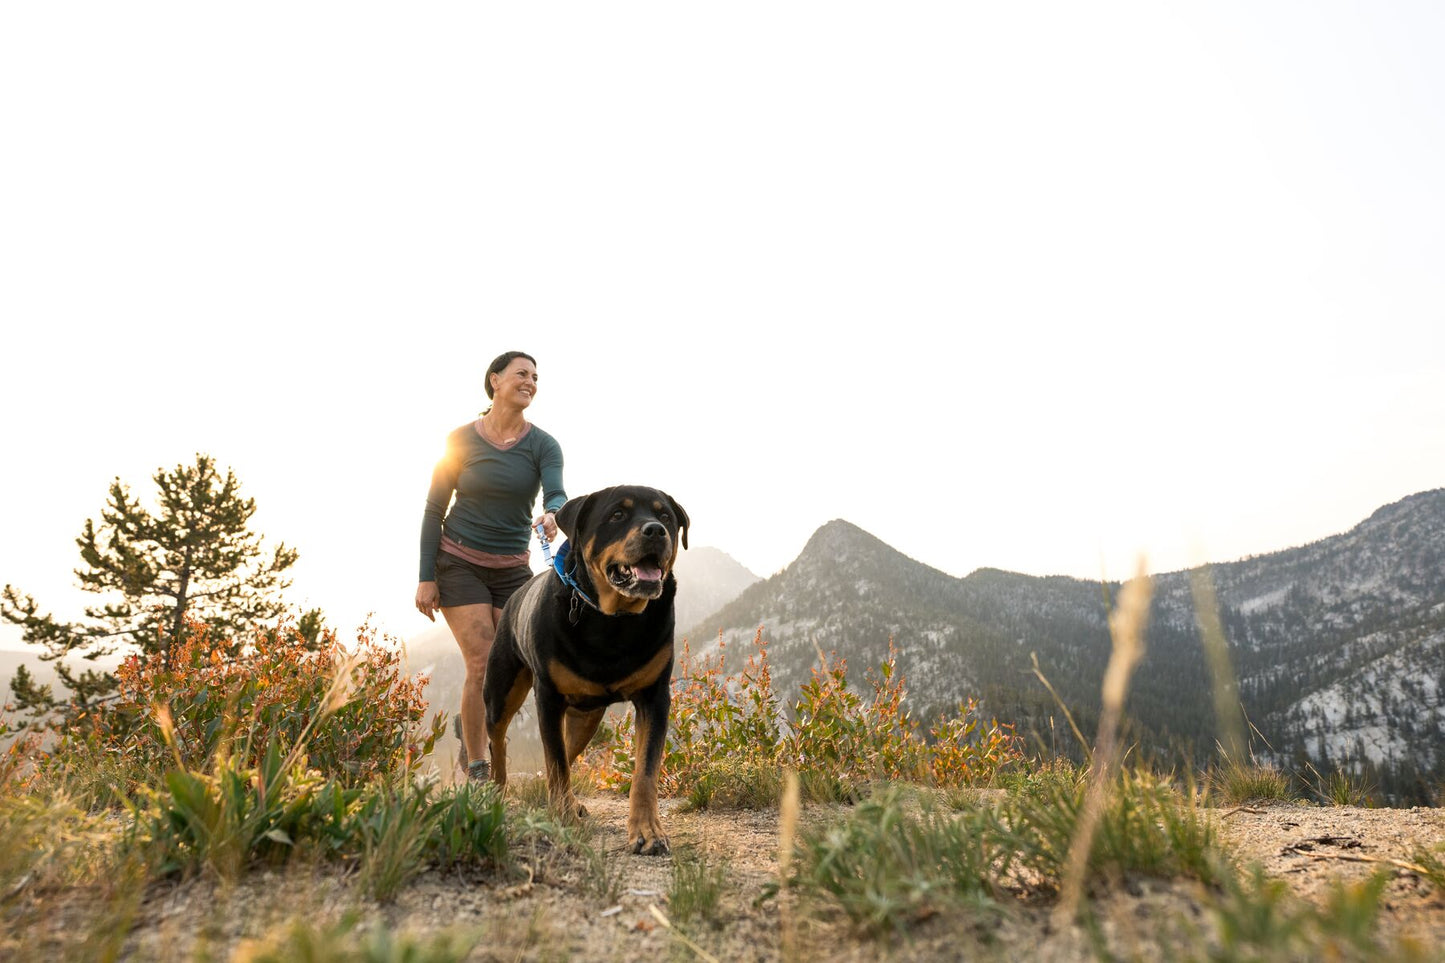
left=106, top=795, right=1445, bottom=961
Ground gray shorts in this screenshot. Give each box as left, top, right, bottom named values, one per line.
left=434, top=551, right=533, bottom=609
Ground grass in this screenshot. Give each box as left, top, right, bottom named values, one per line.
left=984, top=767, right=1225, bottom=896
left=669, top=845, right=729, bottom=926
left=1409, top=843, right=1445, bottom=893
left=1202, top=864, right=1409, bottom=962
left=0, top=787, right=115, bottom=896
left=683, top=759, right=783, bottom=811
left=4, top=602, right=1440, bottom=960
left=431, top=780, right=508, bottom=869
left=779, top=786, right=1006, bottom=935
left=232, top=913, right=479, bottom=962
left=1209, top=749, right=1295, bottom=806
left=351, top=779, right=436, bottom=902
left=1304, top=760, right=1377, bottom=807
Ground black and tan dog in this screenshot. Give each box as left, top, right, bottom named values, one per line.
left=483, top=485, right=687, bottom=855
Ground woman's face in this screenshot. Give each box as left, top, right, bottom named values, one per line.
left=491, top=357, right=539, bottom=409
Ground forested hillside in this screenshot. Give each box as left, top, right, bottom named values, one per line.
left=694, top=490, right=1445, bottom=801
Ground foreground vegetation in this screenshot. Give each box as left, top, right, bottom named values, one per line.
left=4, top=614, right=1444, bottom=960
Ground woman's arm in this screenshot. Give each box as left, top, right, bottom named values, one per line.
left=417, top=436, right=461, bottom=618
left=534, top=433, right=566, bottom=542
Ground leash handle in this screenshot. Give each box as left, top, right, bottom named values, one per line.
left=534, top=521, right=554, bottom=566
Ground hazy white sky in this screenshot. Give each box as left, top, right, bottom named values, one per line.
left=3, top=3, right=1443, bottom=649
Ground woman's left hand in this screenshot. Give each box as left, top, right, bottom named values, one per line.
left=533, top=512, right=558, bottom=542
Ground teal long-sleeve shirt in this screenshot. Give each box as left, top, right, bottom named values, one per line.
left=418, top=421, right=566, bottom=581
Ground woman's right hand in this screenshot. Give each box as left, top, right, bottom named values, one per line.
left=416, top=580, right=440, bottom=621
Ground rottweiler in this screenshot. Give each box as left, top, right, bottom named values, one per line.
left=483, top=485, right=688, bottom=855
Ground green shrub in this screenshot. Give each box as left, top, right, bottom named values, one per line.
left=132, top=739, right=352, bottom=879
left=350, top=779, right=436, bottom=902
left=431, top=781, right=508, bottom=870
left=132, top=746, right=508, bottom=887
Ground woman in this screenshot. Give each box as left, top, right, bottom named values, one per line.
left=416, top=350, right=566, bottom=781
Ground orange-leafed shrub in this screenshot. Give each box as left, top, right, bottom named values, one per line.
left=581, top=630, right=1022, bottom=800
left=70, top=619, right=440, bottom=788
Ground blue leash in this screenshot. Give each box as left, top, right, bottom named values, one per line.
left=536, top=522, right=601, bottom=623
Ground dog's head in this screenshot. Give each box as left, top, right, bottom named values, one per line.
left=555, top=486, right=689, bottom=615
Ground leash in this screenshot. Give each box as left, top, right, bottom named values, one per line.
left=537, top=521, right=602, bottom=624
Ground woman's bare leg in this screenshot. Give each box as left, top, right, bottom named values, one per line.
left=441, top=602, right=496, bottom=767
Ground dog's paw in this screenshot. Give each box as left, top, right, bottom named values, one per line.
left=630, top=833, right=670, bottom=857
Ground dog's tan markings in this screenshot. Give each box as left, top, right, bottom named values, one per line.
left=633, top=713, right=650, bottom=769
left=564, top=707, right=607, bottom=763
left=627, top=715, right=668, bottom=854
left=614, top=643, right=673, bottom=699
left=547, top=658, right=606, bottom=698
left=488, top=667, right=532, bottom=787
left=586, top=539, right=649, bottom=615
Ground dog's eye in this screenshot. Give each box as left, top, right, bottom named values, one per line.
left=610, top=509, right=627, bottom=522
left=658, top=512, right=672, bottom=522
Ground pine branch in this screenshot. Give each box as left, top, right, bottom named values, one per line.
left=8, top=663, right=57, bottom=715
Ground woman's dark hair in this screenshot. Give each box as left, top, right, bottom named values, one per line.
left=484, top=351, right=537, bottom=400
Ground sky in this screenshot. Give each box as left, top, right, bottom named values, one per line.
left=2, top=3, right=1443, bottom=651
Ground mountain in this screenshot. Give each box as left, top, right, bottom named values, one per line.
left=674, top=547, right=762, bottom=642
left=1152, top=490, right=1445, bottom=774
left=700, top=491, right=1445, bottom=800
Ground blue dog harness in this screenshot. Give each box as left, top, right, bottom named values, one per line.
left=550, top=540, right=603, bottom=624
left=536, top=522, right=605, bottom=624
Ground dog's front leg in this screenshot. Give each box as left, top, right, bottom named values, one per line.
left=534, top=684, right=584, bottom=820
left=627, top=679, right=671, bottom=856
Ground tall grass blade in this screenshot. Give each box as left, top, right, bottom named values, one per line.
left=1055, top=560, right=1152, bottom=927
left=1190, top=566, right=1246, bottom=762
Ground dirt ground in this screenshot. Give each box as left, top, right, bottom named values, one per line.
left=78, top=794, right=1445, bottom=961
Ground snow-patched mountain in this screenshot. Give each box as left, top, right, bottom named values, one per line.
left=1149, top=490, right=1445, bottom=774
left=695, top=520, right=1114, bottom=725
left=697, top=491, right=1445, bottom=798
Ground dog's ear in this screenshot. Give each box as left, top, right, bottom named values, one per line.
left=554, top=493, right=595, bottom=542
left=661, top=491, right=690, bottom=551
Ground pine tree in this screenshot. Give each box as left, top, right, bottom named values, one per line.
left=2, top=453, right=298, bottom=717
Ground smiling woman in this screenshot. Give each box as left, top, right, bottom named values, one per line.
left=415, top=350, right=568, bottom=782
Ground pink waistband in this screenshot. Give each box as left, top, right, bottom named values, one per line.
left=440, top=536, right=530, bottom=569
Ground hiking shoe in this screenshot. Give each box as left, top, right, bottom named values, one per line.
left=467, top=759, right=490, bottom=783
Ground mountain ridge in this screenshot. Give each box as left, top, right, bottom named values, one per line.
left=694, top=489, right=1445, bottom=800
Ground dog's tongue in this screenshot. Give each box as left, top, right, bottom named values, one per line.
left=633, top=564, right=664, bottom=582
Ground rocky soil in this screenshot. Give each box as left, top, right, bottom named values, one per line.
left=34, top=793, right=1445, bottom=961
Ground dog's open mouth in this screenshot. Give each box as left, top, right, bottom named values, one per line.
left=606, top=556, right=666, bottom=597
